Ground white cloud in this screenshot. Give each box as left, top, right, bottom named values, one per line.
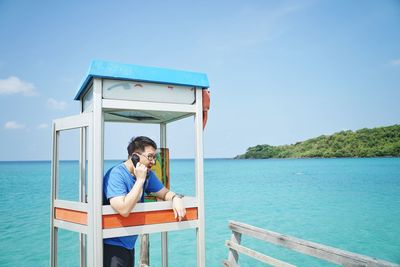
left=37, top=123, right=49, bottom=129
left=47, top=98, right=66, bottom=110
left=0, top=76, right=37, bottom=96
left=4, top=121, right=26, bottom=129
left=390, top=58, right=400, bottom=66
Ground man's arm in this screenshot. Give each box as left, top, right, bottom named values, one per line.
left=155, top=188, right=186, bottom=221
left=109, top=163, right=147, bottom=217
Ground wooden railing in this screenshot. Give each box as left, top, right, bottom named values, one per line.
left=223, top=221, right=400, bottom=267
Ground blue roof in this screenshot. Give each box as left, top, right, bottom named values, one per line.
left=74, top=60, right=209, bottom=100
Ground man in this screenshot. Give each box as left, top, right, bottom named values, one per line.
left=103, top=136, right=186, bottom=267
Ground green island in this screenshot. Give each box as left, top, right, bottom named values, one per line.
left=235, top=124, right=400, bottom=159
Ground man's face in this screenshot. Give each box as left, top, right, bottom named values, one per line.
left=138, top=145, right=156, bottom=169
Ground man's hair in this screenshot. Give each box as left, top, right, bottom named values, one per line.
left=127, top=136, right=157, bottom=156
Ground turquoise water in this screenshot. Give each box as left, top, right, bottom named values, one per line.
left=0, top=158, right=399, bottom=266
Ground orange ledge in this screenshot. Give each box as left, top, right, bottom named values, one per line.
left=54, top=207, right=198, bottom=229
left=103, top=207, right=198, bottom=229
left=55, top=208, right=88, bottom=225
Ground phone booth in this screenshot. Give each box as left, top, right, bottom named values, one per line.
left=50, top=60, right=210, bottom=266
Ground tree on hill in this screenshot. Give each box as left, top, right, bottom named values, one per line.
left=235, top=125, right=400, bottom=159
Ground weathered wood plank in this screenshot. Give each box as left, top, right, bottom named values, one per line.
left=139, top=234, right=150, bottom=267
left=226, top=240, right=296, bottom=267
left=227, top=231, right=242, bottom=265
left=228, top=221, right=399, bottom=267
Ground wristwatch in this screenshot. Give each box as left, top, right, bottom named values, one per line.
left=171, top=193, right=184, bottom=201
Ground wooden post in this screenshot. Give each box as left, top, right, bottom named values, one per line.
left=227, top=231, right=242, bottom=266
left=139, top=234, right=150, bottom=267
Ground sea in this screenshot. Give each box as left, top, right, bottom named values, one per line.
left=0, top=158, right=399, bottom=266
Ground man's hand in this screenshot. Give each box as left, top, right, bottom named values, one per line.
left=172, top=197, right=186, bottom=221
left=133, top=162, right=147, bottom=181
left=154, top=189, right=187, bottom=221
left=109, top=162, right=146, bottom=217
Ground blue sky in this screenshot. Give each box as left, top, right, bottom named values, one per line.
left=0, top=0, right=399, bottom=160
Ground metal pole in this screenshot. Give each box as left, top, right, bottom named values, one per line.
left=92, top=78, right=104, bottom=266
left=50, top=124, right=59, bottom=267
left=194, top=88, right=205, bottom=267
left=160, top=123, right=168, bottom=267
left=86, top=121, right=94, bottom=267
left=79, top=126, right=87, bottom=267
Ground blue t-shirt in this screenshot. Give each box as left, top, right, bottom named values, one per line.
left=103, top=162, right=164, bottom=250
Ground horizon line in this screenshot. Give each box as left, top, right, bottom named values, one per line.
left=0, top=157, right=233, bottom=162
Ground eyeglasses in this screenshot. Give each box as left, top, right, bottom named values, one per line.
left=135, top=152, right=156, bottom=163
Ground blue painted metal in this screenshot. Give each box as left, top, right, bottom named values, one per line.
left=74, top=60, right=209, bottom=100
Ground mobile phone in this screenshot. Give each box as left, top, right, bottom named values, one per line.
left=131, top=154, right=140, bottom=167
left=131, top=154, right=150, bottom=179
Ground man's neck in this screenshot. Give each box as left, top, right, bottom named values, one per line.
left=124, top=159, right=135, bottom=175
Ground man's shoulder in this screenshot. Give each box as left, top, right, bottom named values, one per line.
left=105, top=162, right=129, bottom=178
left=112, top=162, right=127, bottom=172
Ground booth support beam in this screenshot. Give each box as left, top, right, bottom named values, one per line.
left=194, top=88, right=205, bottom=267
left=89, top=78, right=104, bottom=266
left=160, top=123, right=168, bottom=267
left=86, top=122, right=94, bottom=267
left=50, top=124, right=59, bottom=267
left=79, top=126, right=87, bottom=267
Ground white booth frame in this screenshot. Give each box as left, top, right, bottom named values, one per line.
left=50, top=78, right=206, bottom=267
